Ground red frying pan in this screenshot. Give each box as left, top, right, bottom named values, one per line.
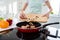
left=16, top=21, right=59, bottom=33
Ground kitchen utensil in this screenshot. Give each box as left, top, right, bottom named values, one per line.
left=16, top=21, right=59, bottom=33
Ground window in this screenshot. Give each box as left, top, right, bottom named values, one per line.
left=0, top=6, right=6, bottom=18
left=9, top=3, right=13, bottom=13
left=8, top=1, right=17, bottom=18
left=13, top=2, right=17, bottom=17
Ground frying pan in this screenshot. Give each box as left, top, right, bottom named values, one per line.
left=16, top=21, right=59, bottom=33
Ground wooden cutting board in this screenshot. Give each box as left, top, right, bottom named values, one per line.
left=20, top=14, right=48, bottom=23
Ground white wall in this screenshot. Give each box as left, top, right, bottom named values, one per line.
left=49, top=0, right=60, bottom=17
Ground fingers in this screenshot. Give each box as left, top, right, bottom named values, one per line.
left=20, top=13, right=27, bottom=19
left=42, top=13, right=49, bottom=18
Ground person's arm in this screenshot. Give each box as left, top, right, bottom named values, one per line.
left=45, top=0, right=52, bottom=12
left=21, top=2, right=28, bottom=11
left=20, top=2, right=28, bottom=19
left=42, top=0, right=52, bottom=18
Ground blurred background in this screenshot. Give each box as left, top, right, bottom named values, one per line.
left=0, top=0, right=60, bottom=40
left=0, top=0, right=60, bottom=28
left=0, top=0, right=60, bottom=18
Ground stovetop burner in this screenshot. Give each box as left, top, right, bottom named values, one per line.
left=16, top=30, right=49, bottom=40
left=16, top=31, right=40, bottom=40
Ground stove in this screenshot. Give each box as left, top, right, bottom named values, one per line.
left=16, top=29, right=49, bottom=40
left=16, top=22, right=59, bottom=40
left=16, top=31, right=40, bottom=40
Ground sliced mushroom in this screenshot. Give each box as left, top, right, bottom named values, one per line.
left=21, top=26, right=27, bottom=29
left=31, top=25, right=35, bottom=29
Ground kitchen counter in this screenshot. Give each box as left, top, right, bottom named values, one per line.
left=0, top=17, right=60, bottom=40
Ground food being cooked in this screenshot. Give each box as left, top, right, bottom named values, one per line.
left=21, top=26, right=27, bottom=29
left=21, top=24, right=35, bottom=29
left=31, top=25, right=36, bottom=29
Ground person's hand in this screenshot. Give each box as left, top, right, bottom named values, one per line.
left=20, top=11, right=27, bottom=19
left=42, top=9, right=52, bottom=18
left=42, top=13, right=49, bottom=18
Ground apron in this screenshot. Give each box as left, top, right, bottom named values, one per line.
left=25, top=0, right=45, bottom=14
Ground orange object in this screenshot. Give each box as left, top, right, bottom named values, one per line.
left=0, top=20, right=9, bottom=28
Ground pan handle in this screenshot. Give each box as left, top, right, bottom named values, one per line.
left=43, top=22, right=59, bottom=28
